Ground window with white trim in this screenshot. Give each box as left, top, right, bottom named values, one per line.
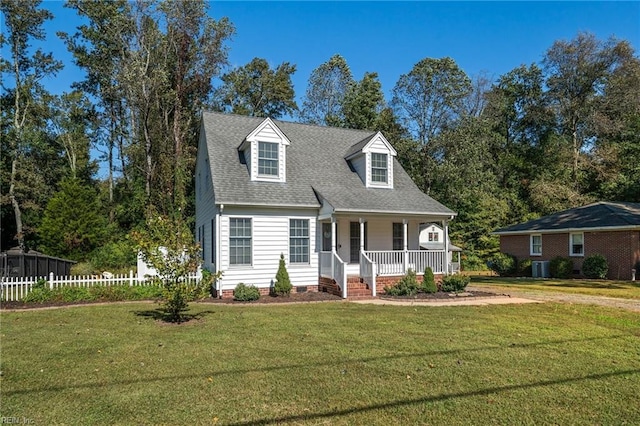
left=570, top=232, right=584, bottom=256
left=371, top=153, right=388, bottom=183
left=289, top=219, right=309, bottom=264
left=428, top=232, right=439, bottom=242
left=530, top=234, right=542, bottom=256
left=230, top=218, right=252, bottom=265
left=258, top=142, right=278, bottom=176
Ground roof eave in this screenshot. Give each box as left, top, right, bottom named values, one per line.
left=493, top=224, right=640, bottom=235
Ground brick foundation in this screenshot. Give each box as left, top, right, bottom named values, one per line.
left=216, top=284, right=320, bottom=299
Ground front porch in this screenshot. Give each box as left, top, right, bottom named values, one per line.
left=317, top=214, right=460, bottom=298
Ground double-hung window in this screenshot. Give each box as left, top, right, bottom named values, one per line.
left=428, top=232, right=439, bottom=242
left=530, top=234, right=542, bottom=256
left=258, top=142, right=278, bottom=176
left=290, top=219, right=309, bottom=264
left=371, top=153, right=388, bottom=183
left=392, top=223, right=403, bottom=250
left=230, top=218, right=252, bottom=265
left=570, top=233, right=584, bottom=256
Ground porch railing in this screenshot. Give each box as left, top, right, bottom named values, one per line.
left=319, top=251, right=332, bottom=278
left=364, top=250, right=446, bottom=276
left=333, top=251, right=347, bottom=298
left=360, top=251, right=377, bottom=297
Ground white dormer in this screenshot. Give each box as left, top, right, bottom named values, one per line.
left=345, top=131, right=397, bottom=189
left=238, top=118, right=290, bottom=183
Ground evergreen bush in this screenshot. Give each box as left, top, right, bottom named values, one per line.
left=582, top=254, right=608, bottom=279
left=384, top=269, right=420, bottom=296
left=273, top=253, right=292, bottom=296
left=488, top=253, right=517, bottom=276
left=233, top=283, right=261, bottom=301
left=550, top=256, right=574, bottom=279
left=422, top=267, right=437, bottom=293
left=517, top=258, right=532, bottom=277
left=441, top=275, right=471, bottom=293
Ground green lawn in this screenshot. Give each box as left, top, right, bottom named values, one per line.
left=2, top=302, right=639, bottom=425
left=470, top=275, right=640, bottom=299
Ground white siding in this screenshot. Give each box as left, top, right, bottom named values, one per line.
left=249, top=133, right=287, bottom=183
left=218, top=207, right=318, bottom=290
left=195, top=123, right=217, bottom=272
left=351, top=154, right=367, bottom=186
left=253, top=123, right=282, bottom=142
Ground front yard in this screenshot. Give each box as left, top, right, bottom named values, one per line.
left=470, top=275, right=640, bottom=299
left=2, top=302, right=639, bottom=424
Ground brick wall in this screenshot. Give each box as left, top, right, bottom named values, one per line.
left=500, top=230, right=640, bottom=280
left=218, top=284, right=320, bottom=299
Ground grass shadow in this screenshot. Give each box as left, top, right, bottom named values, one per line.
left=132, top=308, right=216, bottom=324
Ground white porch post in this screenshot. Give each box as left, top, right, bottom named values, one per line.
left=443, top=219, right=449, bottom=275
left=331, top=218, right=337, bottom=275
left=359, top=218, right=365, bottom=256
left=403, top=219, right=408, bottom=273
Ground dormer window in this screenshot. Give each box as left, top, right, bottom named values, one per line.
left=258, top=142, right=279, bottom=176
left=239, top=118, right=290, bottom=183
left=371, top=153, right=388, bottom=183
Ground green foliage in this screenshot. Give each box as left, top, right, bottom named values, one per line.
left=582, top=254, right=609, bottom=279
left=550, top=256, right=574, bottom=279
left=39, top=177, right=108, bottom=261
left=422, top=267, right=437, bottom=293
left=517, top=258, right=533, bottom=277
left=488, top=253, right=518, bottom=277
left=441, top=275, right=471, bottom=293
left=214, top=57, right=297, bottom=118
left=71, top=262, right=96, bottom=276
left=384, top=269, right=420, bottom=296
left=90, top=239, right=137, bottom=271
left=131, top=210, right=210, bottom=322
left=461, top=252, right=488, bottom=271
left=273, top=253, right=292, bottom=296
left=23, top=287, right=52, bottom=303
left=233, top=283, right=261, bottom=301
left=22, top=284, right=162, bottom=304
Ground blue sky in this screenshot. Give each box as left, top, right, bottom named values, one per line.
left=37, top=1, right=640, bottom=105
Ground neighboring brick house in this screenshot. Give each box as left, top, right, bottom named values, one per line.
left=494, top=202, right=640, bottom=280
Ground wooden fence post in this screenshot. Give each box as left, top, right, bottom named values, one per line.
left=49, top=272, right=54, bottom=290
left=129, top=270, right=134, bottom=286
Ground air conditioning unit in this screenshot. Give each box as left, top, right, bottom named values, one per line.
left=532, top=261, right=550, bottom=278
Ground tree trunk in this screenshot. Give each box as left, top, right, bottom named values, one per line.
left=9, top=157, right=24, bottom=251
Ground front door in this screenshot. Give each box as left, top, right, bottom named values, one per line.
left=349, top=222, right=368, bottom=263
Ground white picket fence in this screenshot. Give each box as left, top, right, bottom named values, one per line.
left=1, top=271, right=202, bottom=302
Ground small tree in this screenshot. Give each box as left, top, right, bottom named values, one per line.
left=273, top=253, right=292, bottom=296
left=132, top=211, right=217, bottom=322
left=422, top=266, right=437, bottom=293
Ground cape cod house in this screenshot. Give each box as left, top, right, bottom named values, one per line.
left=494, top=202, right=640, bottom=280
left=195, top=112, right=457, bottom=298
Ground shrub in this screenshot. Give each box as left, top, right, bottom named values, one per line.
left=384, top=269, right=420, bottom=296
left=461, top=252, right=487, bottom=271
left=23, top=287, right=52, bottom=303
left=422, top=267, right=437, bottom=293
left=273, top=253, right=292, bottom=296
left=21, top=284, right=163, bottom=304
left=90, top=240, right=137, bottom=271
left=488, top=253, right=517, bottom=276
left=582, top=254, right=609, bottom=279
left=550, top=256, right=574, bottom=279
left=517, top=258, right=532, bottom=277
left=441, top=275, right=471, bottom=293
left=71, top=262, right=96, bottom=276
left=233, top=283, right=261, bottom=301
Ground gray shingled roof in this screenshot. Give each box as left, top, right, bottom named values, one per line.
left=494, top=202, right=640, bottom=234
left=201, top=111, right=455, bottom=216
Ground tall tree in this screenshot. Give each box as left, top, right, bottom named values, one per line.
left=0, top=0, right=63, bottom=250
left=391, top=57, right=471, bottom=144
left=213, top=57, right=297, bottom=118
left=342, top=72, right=384, bottom=130
left=543, top=32, right=634, bottom=190
left=299, top=54, right=354, bottom=126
